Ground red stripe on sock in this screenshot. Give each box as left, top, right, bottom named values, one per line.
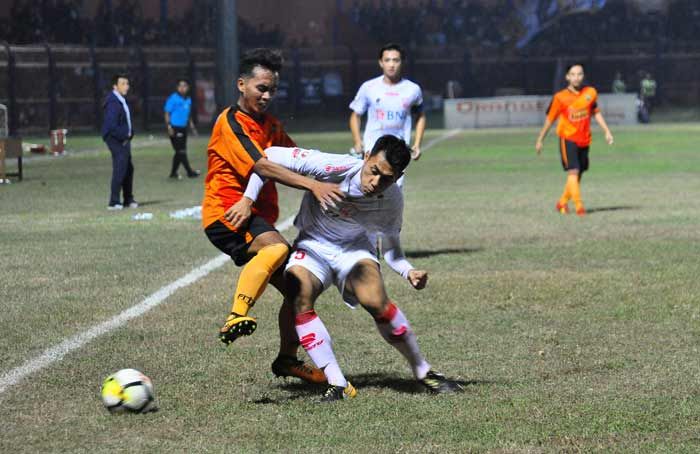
left=374, top=301, right=397, bottom=324
left=295, top=310, right=317, bottom=325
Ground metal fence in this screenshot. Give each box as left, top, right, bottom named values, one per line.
left=1, top=43, right=699, bottom=135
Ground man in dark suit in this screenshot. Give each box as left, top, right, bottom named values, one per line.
left=102, top=73, right=137, bottom=210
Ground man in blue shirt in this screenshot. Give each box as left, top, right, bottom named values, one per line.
left=102, top=73, right=137, bottom=210
left=164, top=79, right=199, bottom=179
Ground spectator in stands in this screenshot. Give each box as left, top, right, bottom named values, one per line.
left=102, top=73, right=137, bottom=210
left=164, top=79, right=200, bottom=179
left=611, top=71, right=626, bottom=94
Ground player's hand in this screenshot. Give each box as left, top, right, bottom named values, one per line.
left=535, top=139, right=543, bottom=155
left=411, top=146, right=422, bottom=161
left=605, top=131, right=614, bottom=145
left=408, top=269, right=428, bottom=290
left=311, top=181, right=344, bottom=210
left=167, top=125, right=174, bottom=137
left=224, top=197, right=253, bottom=230
left=353, top=141, right=364, bottom=157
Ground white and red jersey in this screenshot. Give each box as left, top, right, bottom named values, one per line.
left=244, top=146, right=414, bottom=278
left=349, top=76, right=423, bottom=151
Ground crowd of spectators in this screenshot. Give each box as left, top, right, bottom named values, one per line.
left=346, top=0, right=700, bottom=56
left=0, top=0, right=283, bottom=48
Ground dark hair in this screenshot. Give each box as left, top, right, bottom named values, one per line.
left=176, top=78, right=190, bottom=85
left=565, top=63, right=585, bottom=73
left=239, top=48, right=283, bottom=77
left=378, top=43, right=405, bottom=60
left=111, top=73, right=129, bottom=86
left=370, top=135, right=411, bottom=174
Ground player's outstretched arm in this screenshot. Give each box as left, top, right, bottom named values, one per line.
left=412, top=112, right=427, bottom=160
left=535, top=118, right=553, bottom=155
left=594, top=112, right=614, bottom=145
left=382, top=237, right=428, bottom=290
left=349, top=112, right=364, bottom=154
left=253, top=158, right=343, bottom=210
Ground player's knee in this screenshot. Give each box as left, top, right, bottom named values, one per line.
left=256, top=243, right=290, bottom=272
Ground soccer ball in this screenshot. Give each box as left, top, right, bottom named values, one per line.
left=101, top=368, right=156, bottom=414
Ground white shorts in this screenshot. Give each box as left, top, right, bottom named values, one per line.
left=285, top=236, right=379, bottom=307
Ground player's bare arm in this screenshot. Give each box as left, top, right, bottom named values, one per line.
left=412, top=111, right=427, bottom=160
left=253, top=158, right=344, bottom=209
left=164, top=111, right=174, bottom=137
left=349, top=111, right=364, bottom=153
left=535, top=118, right=554, bottom=155
left=594, top=112, right=614, bottom=145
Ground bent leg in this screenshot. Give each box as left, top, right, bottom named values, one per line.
left=344, top=260, right=431, bottom=379
left=287, top=265, right=348, bottom=387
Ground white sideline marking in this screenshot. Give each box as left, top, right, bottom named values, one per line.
left=0, top=215, right=295, bottom=395
left=0, top=129, right=459, bottom=395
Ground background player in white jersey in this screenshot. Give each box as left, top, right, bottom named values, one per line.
left=349, top=43, right=426, bottom=183
left=239, top=135, right=462, bottom=402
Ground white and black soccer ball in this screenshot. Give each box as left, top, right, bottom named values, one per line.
left=101, top=368, right=156, bottom=414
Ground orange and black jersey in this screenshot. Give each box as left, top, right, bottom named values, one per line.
left=546, top=86, right=600, bottom=147
left=202, top=107, right=295, bottom=231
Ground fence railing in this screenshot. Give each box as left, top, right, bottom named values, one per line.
left=1, top=43, right=699, bottom=135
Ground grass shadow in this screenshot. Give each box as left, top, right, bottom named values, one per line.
left=404, top=247, right=483, bottom=259
left=135, top=200, right=169, bottom=207
left=252, top=372, right=494, bottom=404
left=585, top=205, right=639, bottom=214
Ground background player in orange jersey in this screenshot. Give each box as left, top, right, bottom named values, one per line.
left=535, top=63, right=614, bottom=216
left=202, top=48, right=343, bottom=383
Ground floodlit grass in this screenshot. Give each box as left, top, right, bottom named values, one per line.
left=1, top=124, right=699, bottom=452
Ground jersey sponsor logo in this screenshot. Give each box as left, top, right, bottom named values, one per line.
left=324, top=164, right=354, bottom=173
left=568, top=108, right=590, bottom=121
left=292, top=148, right=310, bottom=159
left=300, top=333, right=324, bottom=350
left=374, top=109, right=407, bottom=121
left=384, top=92, right=399, bottom=96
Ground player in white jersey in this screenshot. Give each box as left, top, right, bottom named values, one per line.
left=237, top=135, right=462, bottom=402
left=349, top=43, right=426, bottom=186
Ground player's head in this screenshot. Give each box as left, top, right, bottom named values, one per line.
left=378, top=43, right=404, bottom=81
left=237, top=48, right=283, bottom=116
left=111, top=73, right=130, bottom=96
left=361, top=135, right=411, bottom=196
left=565, top=63, right=585, bottom=90
left=176, top=78, right=190, bottom=96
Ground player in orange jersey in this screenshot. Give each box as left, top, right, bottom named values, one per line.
left=202, top=48, right=343, bottom=383
left=535, top=63, right=614, bottom=216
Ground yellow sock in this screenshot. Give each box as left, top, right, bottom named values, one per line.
left=568, top=174, right=583, bottom=211
left=558, top=181, right=570, bottom=206
left=230, top=243, right=289, bottom=316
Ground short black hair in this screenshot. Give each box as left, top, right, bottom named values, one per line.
left=239, top=48, right=283, bottom=78
left=369, top=135, right=411, bottom=175
left=176, top=78, right=190, bottom=85
left=378, top=43, right=405, bottom=60
left=565, top=63, right=585, bottom=73
left=111, top=73, right=129, bottom=86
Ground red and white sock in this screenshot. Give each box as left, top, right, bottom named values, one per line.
left=295, top=309, right=347, bottom=387
left=374, top=301, right=431, bottom=380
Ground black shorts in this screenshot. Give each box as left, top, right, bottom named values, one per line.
left=559, top=138, right=589, bottom=172
left=170, top=126, right=187, bottom=151
left=204, top=216, right=278, bottom=266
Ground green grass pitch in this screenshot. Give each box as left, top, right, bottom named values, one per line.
left=1, top=124, right=699, bottom=452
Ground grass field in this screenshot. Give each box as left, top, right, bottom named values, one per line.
left=1, top=124, right=699, bottom=452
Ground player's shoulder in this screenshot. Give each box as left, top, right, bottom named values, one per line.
left=361, top=75, right=384, bottom=89
left=401, top=78, right=422, bottom=91
left=582, top=85, right=598, bottom=97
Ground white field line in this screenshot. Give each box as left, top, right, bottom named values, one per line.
left=0, top=129, right=460, bottom=395
left=0, top=216, right=294, bottom=395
